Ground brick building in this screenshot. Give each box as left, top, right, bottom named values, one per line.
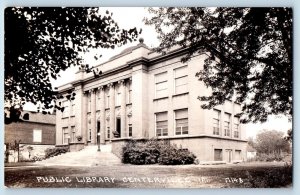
left=5, top=110, right=56, bottom=162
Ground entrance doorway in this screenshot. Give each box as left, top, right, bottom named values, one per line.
left=97, top=121, right=100, bottom=144
left=116, top=118, right=121, bottom=137
left=225, top=149, right=232, bottom=163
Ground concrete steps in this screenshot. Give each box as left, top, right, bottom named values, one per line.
left=35, top=144, right=121, bottom=167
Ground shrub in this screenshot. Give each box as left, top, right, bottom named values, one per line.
left=44, top=146, right=69, bottom=159
left=245, top=162, right=292, bottom=187
left=122, top=139, right=196, bottom=165
left=256, top=153, right=284, bottom=162
left=158, top=145, right=196, bottom=165
left=122, top=139, right=160, bottom=165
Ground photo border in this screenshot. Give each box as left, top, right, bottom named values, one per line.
left=0, top=0, right=298, bottom=195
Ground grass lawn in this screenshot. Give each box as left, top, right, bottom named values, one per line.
left=4, top=162, right=292, bottom=188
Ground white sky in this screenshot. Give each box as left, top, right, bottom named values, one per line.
left=24, top=7, right=292, bottom=138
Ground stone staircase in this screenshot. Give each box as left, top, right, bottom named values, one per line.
left=35, top=144, right=121, bottom=167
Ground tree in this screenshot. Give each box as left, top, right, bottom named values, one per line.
left=284, top=129, right=293, bottom=143
left=145, top=7, right=292, bottom=123
left=5, top=7, right=140, bottom=116
left=254, top=130, right=290, bottom=154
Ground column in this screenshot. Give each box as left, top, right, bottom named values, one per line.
left=132, top=65, right=149, bottom=138
left=99, top=86, right=106, bottom=144
left=119, top=79, right=127, bottom=138
left=82, top=91, right=88, bottom=144
left=108, top=83, right=115, bottom=139
left=91, top=88, right=97, bottom=144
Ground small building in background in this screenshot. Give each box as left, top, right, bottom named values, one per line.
left=246, top=145, right=257, bottom=161
left=4, top=110, right=56, bottom=162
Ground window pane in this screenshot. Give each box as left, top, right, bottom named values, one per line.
left=156, top=112, right=167, bottom=121
left=33, top=130, right=42, bottom=142
left=175, top=109, right=188, bottom=119
left=182, top=126, right=188, bottom=134
left=175, top=84, right=188, bottom=94
left=224, top=113, right=231, bottom=121
left=214, top=149, right=223, bottom=161
left=155, top=72, right=167, bottom=83
left=156, top=112, right=168, bottom=136
left=175, top=76, right=188, bottom=86
left=156, top=81, right=167, bottom=90
left=174, top=66, right=188, bottom=78
left=213, top=109, right=220, bottom=119
left=234, top=116, right=240, bottom=124
left=129, top=124, right=132, bottom=137
left=176, top=118, right=188, bottom=126
left=175, top=127, right=182, bottom=135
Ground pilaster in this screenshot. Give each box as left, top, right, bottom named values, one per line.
left=119, top=79, right=127, bottom=138
left=90, top=88, right=97, bottom=144
left=108, top=83, right=115, bottom=139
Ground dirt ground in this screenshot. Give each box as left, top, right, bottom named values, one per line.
left=4, top=162, right=292, bottom=188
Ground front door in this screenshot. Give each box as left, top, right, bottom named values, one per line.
left=225, top=149, right=232, bottom=163
left=97, top=121, right=100, bottom=144
left=116, top=118, right=121, bottom=137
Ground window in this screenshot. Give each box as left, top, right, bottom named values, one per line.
left=175, top=109, right=188, bottom=135
left=116, top=91, right=121, bottom=106
left=213, top=109, right=220, bottom=135
left=116, top=118, right=121, bottom=137
left=214, top=149, right=223, bottom=161
left=33, top=129, right=42, bottom=143
left=71, top=126, right=76, bottom=142
left=174, top=66, right=188, bottom=94
left=107, top=127, right=110, bottom=139
left=128, top=116, right=132, bottom=137
left=62, top=127, right=69, bottom=144
left=88, top=93, right=91, bottom=112
left=155, top=112, right=168, bottom=136
left=62, top=101, right=69, bottom=118
left=128, top=82, right=132, bottom=104
left=155, top=72, right=168, bottom=98
left=235, top=150, right=242, bottom=160
left=97, top=91, right=101, bottom=109
left=88, top=129, right=92, bottom=141
left=70, top=101, right=75, bottom=116
left=106, top=90, right=110, bottom=108
left=234, top=116, right=240, bottom=138
left=224, top=113, right=231, bottom=137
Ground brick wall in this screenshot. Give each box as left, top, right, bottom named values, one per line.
left=5, top=122, right=55, bottom=145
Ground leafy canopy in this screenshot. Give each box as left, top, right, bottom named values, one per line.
left=254, top=130, right=290, bottom=154
left=145, top=7, right=292, bottom=123
left=5, top=7, right=140, bottom=114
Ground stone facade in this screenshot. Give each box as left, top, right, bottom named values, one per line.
left=56, top=40, right=247, bottom=163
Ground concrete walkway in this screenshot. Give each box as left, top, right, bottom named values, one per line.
left=35, top=144, right=121, bottom=167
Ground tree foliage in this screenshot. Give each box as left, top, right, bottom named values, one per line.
left=145, top=7, right=292, bottom=123
left=5, top=7, right=140, bottom=114
left=253, top=130, right=290, bottom=154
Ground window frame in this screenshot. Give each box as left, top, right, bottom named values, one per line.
left=213, top=109, right=221, bottom=135
left=233, top=116, right=240, bottom=138
left=224, top=113, right=231, bottom=137
left=33, top=129, right=42, bottom=143
left=174, top=108, right=188, bottom=135
left=62, top=127, right=69, bottom=145
left=155, top=111, right=168, bottom=137
left=174, top=65, right=188, bottom=95
left=154, top=71, right=168, bottom=99
left=62, top=100, right=69, bottom=118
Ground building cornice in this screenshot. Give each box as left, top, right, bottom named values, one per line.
left=56, top=46, right=197, bottom=92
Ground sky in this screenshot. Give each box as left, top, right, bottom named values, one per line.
left=24, top=7, right=292, bottom=138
